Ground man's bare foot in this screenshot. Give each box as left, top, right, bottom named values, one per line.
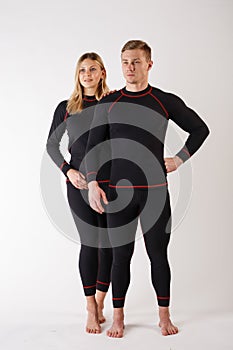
left=158, top=306, right=178, bottom=336
left=86, top=297, right=101, bottom=334
left=107, top=308, right=124, bottom=338
left=96, top=290, right=107, bottom=323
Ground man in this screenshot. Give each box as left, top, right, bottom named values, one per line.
left=85, top=40, right=210, bottom=338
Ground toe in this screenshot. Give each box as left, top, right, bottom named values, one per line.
left=161, top=327, right=168, bottom=336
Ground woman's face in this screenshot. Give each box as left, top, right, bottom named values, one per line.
left=79, top=58, right=104, bottom=93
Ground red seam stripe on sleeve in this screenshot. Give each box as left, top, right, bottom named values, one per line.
left=60, top=161, right=67, bottom=170
left=112, top=297, right=125, bottom=300
left=108, top=94, right=124, bottom=113
left=182, top=148, right=190, bottom=157
left=64, top=111, right=68, bottom=121
left=149, top=92, right=169, bottom=119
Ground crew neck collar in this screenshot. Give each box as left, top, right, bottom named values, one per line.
left=83, top=95, right=96, bottom=101
left=121, top=84, right=152, bottom=97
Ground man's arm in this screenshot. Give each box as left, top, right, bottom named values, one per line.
left=85, top=100, right=110, bottom=213
left=164, top=155, right=184, bottom=173
left=165, top=92, right=210, bottom=163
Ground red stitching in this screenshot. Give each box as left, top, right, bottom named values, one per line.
left=83, top=284, right=96, bottom=289
left=60, top=161, right=66, bottom=170
left=149, top=92, right=169, bottom=119
left=121, top=86, right=152, bottom=98
left=182, top=148, right=190, bottom=156
left=157, top=296, right=170, bottom=300
left=83, top=98, right=96, bottom=102
left=97, top=280, right=110, bottom=286
left=64, top=111, right=68, bottom=121
left=109, top=182, right=168, bottom=189
left=108, top=93, right=124, bottom=113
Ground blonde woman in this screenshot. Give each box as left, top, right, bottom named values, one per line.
left=47, top=53, right=112, bottom=334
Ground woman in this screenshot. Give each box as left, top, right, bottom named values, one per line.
left=46, top=52, right=112, bottom=334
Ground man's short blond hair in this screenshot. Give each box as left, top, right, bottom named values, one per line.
left=121, top=40, right=152, bottom=61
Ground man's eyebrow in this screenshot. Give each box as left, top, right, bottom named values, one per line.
left=122, top=58, right=141, bottom=61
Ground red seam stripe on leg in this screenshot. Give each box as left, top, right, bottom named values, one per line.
left=83, top=284, right=96, bottom=289
left=157, top=296, right=170, bottom=300
left=96, top=280, right=110, bottom=286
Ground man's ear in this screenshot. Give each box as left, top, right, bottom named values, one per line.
left=148, top=60, right=153, bottom=71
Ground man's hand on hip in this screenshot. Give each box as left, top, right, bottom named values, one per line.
left=164, top=156, right=184, bottom=173
left=88, top=181, right=108, bottom=214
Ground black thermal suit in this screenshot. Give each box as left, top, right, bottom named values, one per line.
left=47, top=95, right=112, bottom=296
left=85, top=84, right=210, bottom=307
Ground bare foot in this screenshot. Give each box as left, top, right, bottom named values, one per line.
left=97, top=302, right=106, bottom=324
left=107, top=308, right=124, bottom=338
left=158, top=307, right=178, bottom=336
left=96, top=291, right=107, bottom=324
left=86, top=299, right=101, bottom=334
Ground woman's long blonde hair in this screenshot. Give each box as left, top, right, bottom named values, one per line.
left=67, top=52, right=109, bottom=114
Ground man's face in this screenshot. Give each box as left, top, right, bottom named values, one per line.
left=121, top=49, right=153, bottom=85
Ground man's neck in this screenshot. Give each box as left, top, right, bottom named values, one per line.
left=125, top=81, right=149, bottom=92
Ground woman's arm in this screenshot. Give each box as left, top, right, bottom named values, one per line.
left=46, top=100, right=73, bottom=176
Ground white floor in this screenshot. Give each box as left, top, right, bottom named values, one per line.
left=0, top=309, right=232, bottom=350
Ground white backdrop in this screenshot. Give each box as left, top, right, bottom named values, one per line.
left=0, top=0, right=232, bottom=349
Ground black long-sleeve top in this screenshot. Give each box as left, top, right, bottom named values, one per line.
left=85, top=84, right=210, bottom=188
left=46, top=96, right=111, bottom=182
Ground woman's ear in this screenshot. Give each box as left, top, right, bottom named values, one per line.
left=101, top=69, right=106, bottom=78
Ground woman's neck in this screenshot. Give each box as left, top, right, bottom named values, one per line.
left=83, top=87, right=96, bottom=96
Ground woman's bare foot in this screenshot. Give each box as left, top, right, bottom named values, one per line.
left=97, top=302, right=106, bottom=324
left=86, top=296, right=101, bottom=334
left=107, top=308, right=125, bottom=338
left=158, top=306, right=178, bottom=336
left=96, top=290, right=107, bottom=323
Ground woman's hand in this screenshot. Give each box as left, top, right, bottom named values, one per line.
left=102, top=90, right=117, bottom=98
left=164, top=156, right=184, bottom=173
left=66, top=169, right=88, bottom=189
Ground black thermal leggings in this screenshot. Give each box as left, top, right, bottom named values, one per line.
left=66, top=181, right=112, bottom=296
left=107, top=185, right=172, bottom=308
